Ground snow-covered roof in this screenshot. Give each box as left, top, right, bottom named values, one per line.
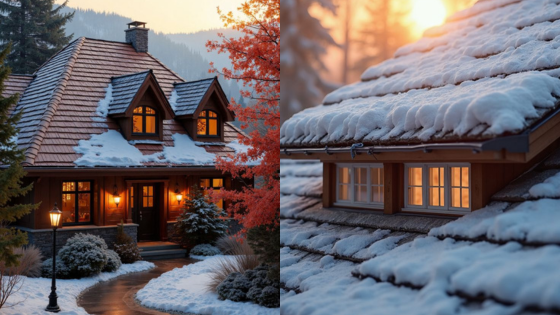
left=280, top=150, right=560, bottom=314
left=280, top=0, right=560, bottom=148
left=171, top=78, right=216, bottom=116
left=3, top=37, right=245, bottom=167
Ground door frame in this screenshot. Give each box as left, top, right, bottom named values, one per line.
left=125, top=179, right=169, bottom=241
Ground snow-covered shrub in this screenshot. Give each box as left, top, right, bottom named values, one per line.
left=113, top=222, right=142, bottom=264
left=216, top=264, right=279, bottom=308
left=102, top=250, right=122, bottom=272
left=58, top=233, right=108, bottom=278
left=190, top=244, right=222, bottom=256
left=207, top=246, right=260, bottom=292
left=41, top=257, right=72, bottom=279
left=174, top=186, right=228, bottom=248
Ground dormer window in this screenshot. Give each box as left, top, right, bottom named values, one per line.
left=133, top=106, right=158, bottom=135
left=197, top=110, right=219, bottom=137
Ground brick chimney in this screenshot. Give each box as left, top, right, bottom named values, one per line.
left=125, top=21, right=149, bottom=52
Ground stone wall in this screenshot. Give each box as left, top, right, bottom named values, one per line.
left=20, top=224, right=138, bottom=259
left=125, top=28, right=149, bottom=52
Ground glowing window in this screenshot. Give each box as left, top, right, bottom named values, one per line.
left=132, top=106, right=158, bottom=135
left=405, top=164, right=470, bottom=212
left=197, top=110, right=219, bottom=137
left=61, top=181, right=92, bottom=225
left=336, top=164, right=384, bottom=208
left=200, top=177, right=224, bottom=209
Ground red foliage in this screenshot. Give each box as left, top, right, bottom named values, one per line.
left=206, top=0, right=280, bottom=230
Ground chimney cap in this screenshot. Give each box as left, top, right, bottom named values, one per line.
left=127, top=21, right=147, bottom=29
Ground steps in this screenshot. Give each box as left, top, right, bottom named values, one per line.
left=138, top=241, right=187, bottom=260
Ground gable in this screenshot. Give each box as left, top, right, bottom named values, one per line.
left=171, top=77, right=234, bottom=121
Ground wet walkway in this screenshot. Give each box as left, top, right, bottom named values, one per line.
left=78, top=258, right=198, bottom=315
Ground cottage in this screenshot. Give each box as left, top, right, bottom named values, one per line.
left=280, top=0, right=560, bottom=216
left=2, top=22, right=248, bottom=256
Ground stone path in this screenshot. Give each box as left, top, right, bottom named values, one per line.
left=78, top=258, right=198, bottom=315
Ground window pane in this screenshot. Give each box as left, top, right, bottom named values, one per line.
left=133, top=107, right=143, bottom=113
left=209, top=119, right=218, bottom=136
left=143, top=186, right=147, bottom=196
left=429, top=187, right=440, bottom=207
left=146, top=116, right=156, bottom=134
left=197, top=119, right=207, bottom=135
left=339, top=167, right=350, bottom=184
left=429, top=167, right=440, bottom=187
left=143, top=197, right=148, bottom=207
left=200, top=179, right=210, bottom=188
left=372, top=186, right=383, bottom=203
left=338, top=184, right=349, bottom=201
left=78, top=193, right=91, bottom=222
left=213, top=178, right=223, bottom=187
left=78, top=182, right=90, bottom=191
left=133, top=115, right=143, bottom=133
left=461, top=167, right=469, bottom=187
left=145, top=107, right=156, bottom=114
left=148, top=197, right=153, bottom=207
left=354, top=167, right=367, bottom=185
left=354, top=185, right=367, bottom=202
left=451, top=167, right=461, bottom=187
left=200, top=110, right=207, bottom=117
left=62, top=194, right=75, bottom=223
left=440, top=188, right=445, bottom=207
left=209, top=111, right=217, bottom=118
left=216, top=199, right=223, bottom=209
left=371, top=168, right=379, bottom=185
left=63, top=182, right=75, bottom=192
left=130, top=186, right=134, bottom=208
left=148, top=186, right=153, bottom=196
left=462, top=189, right=469, bottom=208
left=408, top=187, right=423, bottom=206
left=452, top=188, right=461, bottom=208
left=408, top=167, right=422, bottom=186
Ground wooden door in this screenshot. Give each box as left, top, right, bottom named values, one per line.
left=135, top=184, right=159, bottom=241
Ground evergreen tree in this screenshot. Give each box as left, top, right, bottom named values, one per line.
left=0, top=0, right=74, bottom=74
left=0, top=45, right=39, bottom=267
left=280, top=0, right=339, bottom=123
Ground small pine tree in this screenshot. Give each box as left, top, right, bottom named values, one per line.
left=247, top=222, right=280, bottom=281
left=0, top=0, right=74, bottom=74
left=0, top=45, right=39, bottom=267
left=113, top=220, right=142, bottom=264
left=174, top=186, right=228, bottom=249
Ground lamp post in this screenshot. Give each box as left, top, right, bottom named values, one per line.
left=46, top=203, right=62, bottom=313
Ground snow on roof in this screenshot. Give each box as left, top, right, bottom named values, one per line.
left=280, top=146, right=560, bottom=314
left=280, top=0, right=560, bottom=148
left=171, top=78, right=215, bottom=116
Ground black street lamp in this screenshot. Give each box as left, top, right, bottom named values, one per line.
left=46, top=203, right=62, bottom=313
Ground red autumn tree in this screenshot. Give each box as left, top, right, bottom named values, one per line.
left=206, top=0, right=280, bottom=230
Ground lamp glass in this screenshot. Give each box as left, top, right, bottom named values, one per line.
left=49, top=211, right=61, bottom=227
left=114, top=196, right=121, bottom=206
left=177, top=194, right=183, bottom=202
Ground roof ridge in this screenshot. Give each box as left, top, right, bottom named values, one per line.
left=83, top=37, right=130, bottom=45
left=174, top=76, right=216, bottom=86
left=33, top=37, right=83, bottom=75
left=146, top=52, right=184, bottom=85
left=23, top=37, right=86, bottom=166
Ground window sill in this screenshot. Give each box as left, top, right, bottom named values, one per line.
left=401, top=207, right=470, bottom=215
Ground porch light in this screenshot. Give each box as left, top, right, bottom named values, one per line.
left=113, top=184, right=121, bottom=207
left=174, top=182, right=183, bottom=205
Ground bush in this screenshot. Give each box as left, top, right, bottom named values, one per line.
left=216, top=264, right=279, bottom=308
left=41, top=258, right=72, bottom=279
left=247, top=224, right=280, bottom=280
left=215, top=235, right=254, bottom=256
left=113, top=222, right=142, bottom=264
left=190, top=244, right=221, bottom=256
left=6, top=245, right=43, bottom=278
left=102, top=250, right=122, bottom=272
left=174, top=186, right=228, bottom=248
left=58, top=233, right=108, bottom=279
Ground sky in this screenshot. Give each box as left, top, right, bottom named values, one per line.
left=55, top=0, right=246, bottom=34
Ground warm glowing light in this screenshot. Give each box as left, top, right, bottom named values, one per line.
left=176, top=193, right=183, bottom=204
left=49, top=203, right=62, bottom=228
left=409, top=0, right=447, bottom=38
left=114, top=196, right=121, bottom=207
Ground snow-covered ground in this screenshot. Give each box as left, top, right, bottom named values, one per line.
left=136, top=255, right=278, bottom=315
left=280, top=159, right=560, bottom=315
left=2, top=261, right=154, bottom=315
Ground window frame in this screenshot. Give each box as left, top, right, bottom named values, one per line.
left=199, top=177, right=225, bottom=209
left=61, top=180, right=94, bottom=226
left=197, top=110, right=220, bottom=138
left=334, top=163, right=384, bottom=210
left=403, top=163, right=471, bottom=214
left=132, top=105, right=158, bottom=136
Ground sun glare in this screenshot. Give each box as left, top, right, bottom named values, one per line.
left=409, top=0, right=447, bottom=38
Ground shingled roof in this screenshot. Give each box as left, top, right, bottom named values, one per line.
left=2, top=74, right=33, bottom=99
left=107, top=70, right=151, bottom=115
left=171, top=78, right=216, bottom=116
left=280, top=149, right=560, bottom=314
left=280, top=0, right=560, bottom=148
left=3, top=37, right=243, bottom=167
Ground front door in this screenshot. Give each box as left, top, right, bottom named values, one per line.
left=133, top=183, right=160, bottom=241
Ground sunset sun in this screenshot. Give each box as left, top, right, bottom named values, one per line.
left=409, top=0, right=447, bottom=37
